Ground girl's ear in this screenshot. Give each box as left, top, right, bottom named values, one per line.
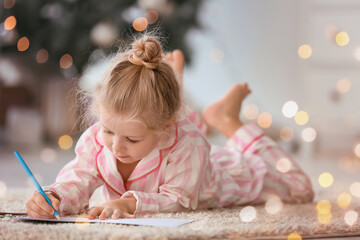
left=163, top=116, right=176, bottom=129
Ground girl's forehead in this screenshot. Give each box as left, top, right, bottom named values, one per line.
left=99, top=107, right=147, bottom=130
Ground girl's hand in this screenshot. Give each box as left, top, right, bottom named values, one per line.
left=87, top=198, right=137, bottom=220
left=26, top=191, right=60, bottom=219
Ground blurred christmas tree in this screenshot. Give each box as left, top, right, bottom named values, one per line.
left=0, top=0, right=203, bottom=74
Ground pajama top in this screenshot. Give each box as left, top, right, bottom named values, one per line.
left=46, top=114, right=314, bottom=215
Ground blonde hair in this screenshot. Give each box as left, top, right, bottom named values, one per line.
left=89, top=35, right=181, bottom=132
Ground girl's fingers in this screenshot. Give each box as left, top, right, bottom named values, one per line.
left=34, top=194, right=56, bottom=215
left=87, top=207, right=103, bottom=219
left=99, top=208, right=113, bottom=220
left=111, top=209, right=136, bottom=219
left=27, top=208, right=55, bottom=219
left=26, top=199, right=53, bottom=217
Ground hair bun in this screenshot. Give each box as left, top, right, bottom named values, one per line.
left=128, top=37, right=162, bottom=69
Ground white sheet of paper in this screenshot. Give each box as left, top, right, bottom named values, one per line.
left=18, top=217, right=194, bottom=227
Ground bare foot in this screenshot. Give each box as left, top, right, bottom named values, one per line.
left=164, top=50, right=184, bottom=89
left=202, top=83, right=251, bottom=138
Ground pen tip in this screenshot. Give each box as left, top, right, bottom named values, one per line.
left=56, top=215, right=61, bottom=220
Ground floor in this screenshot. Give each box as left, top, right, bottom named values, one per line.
left=0, top=140, right=359, bottom=239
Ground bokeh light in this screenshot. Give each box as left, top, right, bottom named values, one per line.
left=335, top=31, right=350, bottom=46
left=17, top=36, right=30, bottom=51
left=4, top=16, right=16, bottom=30
left=132, top=17, right=148, bottom=31
left=337, top=156, right=356, bottom=173
left=280, top=127, right=294, bottom=142
left=27, top=173, right=43, bottom=187
left=302, top=127, right=317, bottom=143
left=60, top=54, right=73, bottom=69
left=58, top=135, right=73, bottom=150
left=298, top=44, right=312, bottom=59
left=209, top=48, right=224, bottom=63
left=282, top=101, right=298, bottom=118
left=354, top=143, right=360, bottom=158
left=317, top=200, right=332, bottom=214
left=243, top=104, right=258, bottom=120
left=294, top=111, right=309, bottom=126
left=318, top=172, right=333, bottom=188
left=337, top=192, right=352, bottom=209
left=265, top=196, right=283, bottom=214
left=75, top=214, right=90, bottom=230
left=353, top=47, right=360, bottom=61
left=145, top=10, right=159, bottom=24
left=288, top=232, right=302, bottom=240
left=239, top=206, right=256, bottom=222
left=40, top=148, right=57, bottom=163
left=349, top=182, right=360, bottom=198
left=318, top=211, right=332, bottom=224
left=36, top=49, right=49, bottom=64
left=344, top=210, right=358, bottom=226
left=4, top=0, right=16, bottom=9
left=0, top=181, right=8, bottom=198
left=257, top=112, right=272, bottom=128
left=276, top=158, right=292, bottom=173
left=336, top=78, right=351, bottom=94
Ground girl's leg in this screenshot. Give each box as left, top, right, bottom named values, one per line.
left=164, top=50, right=207, bottom=135
left=202, top=83, right=251, bottom=138
left=205, top=84, right=314, bottom=204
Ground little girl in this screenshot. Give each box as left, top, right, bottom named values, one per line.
left=26, top=36, right=314, bottom=220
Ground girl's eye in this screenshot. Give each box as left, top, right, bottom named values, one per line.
left=127, top=138, right=139, bottom=143
left=103, top=129, right=113, bottom=134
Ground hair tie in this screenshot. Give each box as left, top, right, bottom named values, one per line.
left=128, top=53, right=160, bottom=70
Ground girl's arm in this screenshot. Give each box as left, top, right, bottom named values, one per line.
left=43, top=126, right=104, bottom=215
left=121, top=138, right=210, bottom=214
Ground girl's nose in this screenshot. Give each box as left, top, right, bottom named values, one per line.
left=112, top=138, right=126, bottom=152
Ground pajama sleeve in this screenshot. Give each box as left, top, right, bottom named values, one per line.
left=226, top=123, right=314, bottom=203
left=43, top=126, right=104, bottom=215
left=121, top=137, right=210, bottom=214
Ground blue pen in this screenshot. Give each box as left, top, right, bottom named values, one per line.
left=14, top=151, right=60, bottom=220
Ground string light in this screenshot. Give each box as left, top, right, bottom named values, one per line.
left=337, top=192, right=352, bottom=209
left=209, top=48, right=224, bottom=63
left=239, top=206, right=256, bottom=222
left=276, top=158, right=291, bottom=173
left=344, top=210, right=358, bottom=226
left=0, top=181, right=7, bottom=198
left=298, top=44, right=312, bottom=59
left=282, top=101, right=298, bottom=118
left=318, top=172, right=333, bottom=188
left=58, top=135, right=73, bottom=150
left=145, top=10, right=159, bottom=24
left=4, top=0, right=16, bottom=9
left=336, top=78, right=351, bottom=94
left=40, top=148, right=57, bottom=163
left=132, top=17, right=148, bottom=31
left=354, top=143, right=360, bottom=158
left=335, top=31, right=350, bottom=46
left=265, top=196, right=283, bottom=214
left=36, top=49, right=49, bottom=64
left=317, top=200, right=331, bottom=214
left=243, top=104, right=258, bottom=120
left=4, top=16, right=17, bottom=30
left=287, top=232, right=302, bottom=240
left=349, top=182, right=360, bottom=198
left=17, top=37, right=30, bottom=51
left=280, top=127, right=294, bottom=142
left=60, top=54, right=73, bottom=69
left=294, top=111, right=309, bottom=126
left=257, top=112, right=272, bottom=128
left=302, top=127, right=317, bottom=143
left=75, top=214, right=90, bottom=230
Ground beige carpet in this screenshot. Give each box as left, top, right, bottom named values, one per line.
left=0, top=189, right=359, bottom=240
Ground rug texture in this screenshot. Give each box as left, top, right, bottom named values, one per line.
left=0, top=189, right=359, bottom=240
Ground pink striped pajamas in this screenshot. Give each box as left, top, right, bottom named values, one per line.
left=45, top=110, right=314, bottom=215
